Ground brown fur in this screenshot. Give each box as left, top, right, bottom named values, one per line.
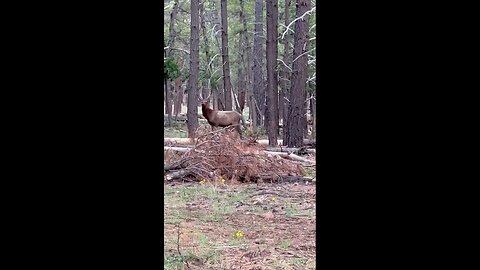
left=200, top=100, right=244, bottom=135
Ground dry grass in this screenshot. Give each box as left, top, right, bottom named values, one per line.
left=164, top=181, right=316, bottom=270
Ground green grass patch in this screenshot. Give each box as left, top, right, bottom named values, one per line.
left=279, top=239, right=291, bottom=249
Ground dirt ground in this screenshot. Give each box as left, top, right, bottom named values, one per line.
left=164, top=181, right=316, bottom=269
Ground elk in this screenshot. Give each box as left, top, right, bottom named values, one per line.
left=199, top=94, right=245, bottom=137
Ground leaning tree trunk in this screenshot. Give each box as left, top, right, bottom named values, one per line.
left=284, top=0, right=310, bottom=147
left=220, top=0, right=233, bottom=111
left=266, top=0, right=279, bottom=146
left=252, top=0, right=265, bottom=128
left=187, top=0, right=200, bottom=138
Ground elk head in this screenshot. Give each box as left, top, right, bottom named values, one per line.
left=198, top=93, right=211, bottom=107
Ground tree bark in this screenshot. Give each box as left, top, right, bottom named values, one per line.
left=249, top=94, right=256, bottom=124
left=212, top=85, right=218, bottom=110
left=310, top=91, right=316, bottom=139
left=252, top=0, right=265, bottom=128
left=187, top=0, right=200, bottom=138
left=266, top=0, right=279, bottom=146
left=281, top=0, right=291, bottom=140
left=220, top=0, right=233, bottom=111
left=199, top=0, right=211, bottom=101
left=237, top=36, right=245, bottom=114
left=173, top=78, right=183, bottom=119
left=165, top=0, right=179, bottom=127
left=238, top=0, right=249, bottom=115
left=284, top=0, right=310, bottom=147
left=165, top=80, right=173, bottom=126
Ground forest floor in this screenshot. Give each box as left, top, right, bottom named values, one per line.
left=164, top=181, right=316, bottom=270
left=164, top=112, right=316, bottom=269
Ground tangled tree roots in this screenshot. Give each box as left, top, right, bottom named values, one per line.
left=164, top=128, right=307, bottom=183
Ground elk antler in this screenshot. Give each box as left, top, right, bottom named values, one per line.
left=198, top=93, right=211, bottom=103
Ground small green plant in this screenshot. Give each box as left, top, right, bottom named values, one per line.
left=285, top=206, right=299, bottom=217
left=290, top=257, right=308, bottom=267
left=303, top=167, right=316, bottom=177
left=226, top=237, right=245, bottom=247
left=279, top=239, right=291, bottom=249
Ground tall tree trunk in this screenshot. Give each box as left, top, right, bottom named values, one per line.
left=187, top=0, right=200, bottom=138
left=238, top=0, right=249, bottom=114
left=165, top=80, right=172, bottom=126
left=200, top=0, right=211, bottom=101
left=266, top=0, right=279, bottom=146
left=249, top=94, right=256, bottom=123
left=237, top=37, right=246, bottom=113
left=164, top=41, right=172, bottom=126
left=309, top=91, right=315, bottom=139
left=165, top=0, right=179, bottom=127
left=220, top=0, right=233, bottom=111
left=210, top=0, right=225, bottom=110
left=237, top=63, right=245, bottom=113
left=164, top=77, right=172, bottom=127
left=281, top=0, right=291, bottom=140
left=173, top=78, right=183, bottom=119
left=311, top=91, right=316, bottom=139
left=212, top=85, right=218, bottom=110
left=284, top=0, right=310, bottom=147
left=252, top=0, right=265, bottom=128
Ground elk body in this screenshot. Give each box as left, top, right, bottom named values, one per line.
left=200, top=96, right=245, bottom=137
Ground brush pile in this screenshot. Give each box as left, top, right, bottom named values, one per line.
left=164, top=128, right=310, bottom=183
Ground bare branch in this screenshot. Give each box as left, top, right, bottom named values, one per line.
left=280, top=7, right=316, bottom=40
left=208, top=53, right=220, bottom=70
left=164, top=46, right=190, bottom=55
left=277, top=59, right=292, bottom=72
left=307, top=75, right=316, bottom=83
left=292, top=48, right=315, bottom=64
left=279, top=23, right=295, bottom=37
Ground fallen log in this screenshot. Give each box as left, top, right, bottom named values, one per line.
left=164, top=138, right=196, bottom=145
left=165, top=169, right=190, bottom=181
left=164, top=161, right=187, bottom=172
left=236, top=139, right=315, bottom=146
left=164, top=146, right=315, bottom=164
left=164, top=146, right=191, bottom=153
left=273, top=175, right=316, bottom=184
left=164, top=114, right=206, bottom=121
left=263, top=151, right=314, bottom=164
left=164, top=138, right=315, bottom=147
left=265, top=147, right=315, bottom=155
